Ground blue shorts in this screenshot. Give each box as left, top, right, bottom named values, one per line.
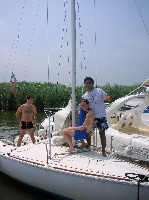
left=21, top=121, right=34, bottom=129
left=94, top=117, right=109, bottom=131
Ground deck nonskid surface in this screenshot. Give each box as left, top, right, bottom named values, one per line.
left=3, top=142, right=148, bottom=180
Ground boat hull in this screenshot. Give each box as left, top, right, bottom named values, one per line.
left=0, top=153, right=149, bottom=200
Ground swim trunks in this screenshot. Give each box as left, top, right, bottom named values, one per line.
left=94, top=117, right=109, bottom=131
left=21, top=121, right=34, bottom=129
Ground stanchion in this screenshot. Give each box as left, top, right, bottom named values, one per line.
left=96, top=127, right=98, bottom=148
left=44, top=108, right=62, bottom=161
left=93, top=128, right=98, bottom=151
left=93, top=129, right=95, bottom=151
left=48, top=113, right=51, bottom=159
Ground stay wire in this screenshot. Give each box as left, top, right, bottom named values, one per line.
left=47, top=0, right=50, bottom=82
left=57, top=0, right=69, bottom=86
left=134, top=0, right=149, bottom=37
left=64, top=1, right=71, bottom=87
left=3, top=0, right=27, bottom=82
left=94, top=0, right=98, bottom=87
left=76, top=1, right=86, bottom=72
left=23, top=0, right=41, bottom=81
left=76, top=0, right=86, bottom=95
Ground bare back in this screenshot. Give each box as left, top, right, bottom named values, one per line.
left=85, top=110, right=95, bottom=132
left=73, top=109, right=94, bottom=131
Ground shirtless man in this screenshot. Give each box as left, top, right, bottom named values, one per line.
left=62, top=99, right=94, bottom=152
left=15, top=96, right=37, bottom=147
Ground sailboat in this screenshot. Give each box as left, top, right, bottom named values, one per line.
left=0, top=1, right=149, bottom=200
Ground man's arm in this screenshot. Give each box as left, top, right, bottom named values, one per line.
left=104, top=95, right=111, bottom=101
left=33, top=106, right=37, bottom=122
left=68, top=113, right=91, bottom=131
left=15, top=105, right=22, bottom=123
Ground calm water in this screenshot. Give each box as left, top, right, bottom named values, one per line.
left=0, top=172, right=64, bottom=200
left=0, top=111, right=64, bottom=200
left=0, top=111, right=46, bottom=140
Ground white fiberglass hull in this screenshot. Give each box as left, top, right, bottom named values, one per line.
left=105, top=127, right=149, bottom=161
left=0, top=141, right=149, bottom=200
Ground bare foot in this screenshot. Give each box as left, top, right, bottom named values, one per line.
left=102, top=152, right=107, bottom=157
left=65, top=147, right=75, bottom=152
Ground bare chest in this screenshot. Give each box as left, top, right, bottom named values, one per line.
left=23, top=105, right=33, bottom=114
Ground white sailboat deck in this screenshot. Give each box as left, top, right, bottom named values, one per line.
left=1, top=141, right=148, bottom=184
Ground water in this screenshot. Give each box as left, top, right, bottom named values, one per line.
left=0, top=111, right=46, bottom=140
left=0, top=111, right=64, bottom=200
left=0, top=172, right=63, bottom=200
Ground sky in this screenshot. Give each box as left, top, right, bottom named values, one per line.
left=0, top=0, right=149, bottom=86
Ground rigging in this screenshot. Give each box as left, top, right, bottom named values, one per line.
left=57, top=0, right=70, bottom=86
left=23, top=0, right=41, bottom=80
left=134, top=0, right=149, bottom=37
left=94, top=0, right=98, bottom=87
left=76, top=0, right=87, bottom=95
left=3, top=0, right=27, bottom=83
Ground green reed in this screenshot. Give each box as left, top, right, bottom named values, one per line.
left=0, top=81, right=140, bottom=111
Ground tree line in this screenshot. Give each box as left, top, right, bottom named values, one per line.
left=0, top=81, right=140, bottom=111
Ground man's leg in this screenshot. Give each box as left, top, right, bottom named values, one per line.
left=62, top=129, right=75, bottom=152
left=86, top=133, right=91, bottom=149
left=28, top=128, right=36, bottom=144
left=17, top=129, right=26, bottom=147
left=99, top=130, right=107, bottom=157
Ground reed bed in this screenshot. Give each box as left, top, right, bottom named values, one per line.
left=0, top=81, right=140, bottom=111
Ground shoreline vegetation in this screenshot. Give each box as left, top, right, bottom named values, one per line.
left=0, top=81, right=140, bottom=112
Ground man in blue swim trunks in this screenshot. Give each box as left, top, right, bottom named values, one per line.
left=82, top=77, right=111, bottom=157
left=15, top=96, right=37, bottom=147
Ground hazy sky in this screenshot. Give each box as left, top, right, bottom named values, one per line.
left=0, top=0, right=149, bottom=86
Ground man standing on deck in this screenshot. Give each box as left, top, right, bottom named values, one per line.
left=82, top=77, right=111, bottom=157
left=15, top=96, right=37, bottom=147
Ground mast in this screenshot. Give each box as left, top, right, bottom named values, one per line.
left=71, top=0, right=76, bottom=127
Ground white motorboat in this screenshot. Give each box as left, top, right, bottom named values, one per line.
left=105, top=79, right=149, bottom=161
